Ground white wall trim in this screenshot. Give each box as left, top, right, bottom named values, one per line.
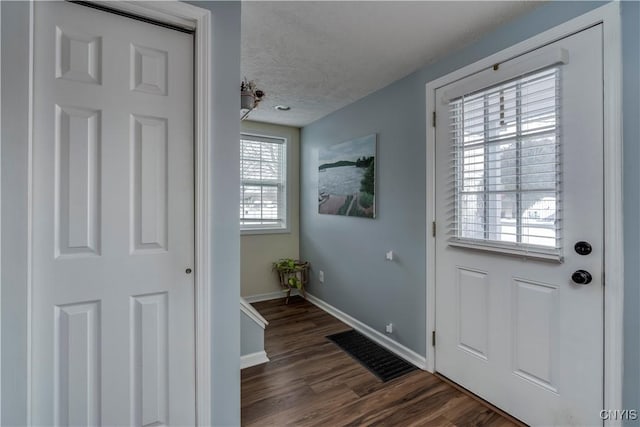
left=25, top=1, right=214, bottom=425
left=26, top=3, right=35, bottom=423
left=425, top=2, right=623, bottom=424
left=190, top=6, right=213, bottom=427
left=244, top=289, right=298, bottom=303
left=305, top=293, right=427, bottom=370
left=240, top=351, right=269, bottom=370
left=601, top=3, right=624, bottom=421
left=0, top=3, right=3, bottom=422
left=90, top=1, right=196, bottom=30
left=240, top=297, right=269, bottom=329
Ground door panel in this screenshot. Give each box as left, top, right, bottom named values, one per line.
left=511, top=278, right=559, bottom=392
left=131, top=114, right=169, bottom=253
left=130, top=292, right=169, bottom=427
left=32, top=2, right=195, bottom=425
left=55, top=105, right=101, bottom=257
left=434, top=26, right=603, bottom=426
left=457, top=267, right=489, bottom=360
left=54, top=301, right=101, bottom=426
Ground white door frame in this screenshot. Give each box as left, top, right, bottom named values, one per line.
left=425, top=2, right=623, bottom=424
left=25, top=1, right=213, bottom=425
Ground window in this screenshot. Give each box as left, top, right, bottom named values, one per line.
left=240, top=134, right=287, bottom=232
left=450, top=67, right=560, bottom=253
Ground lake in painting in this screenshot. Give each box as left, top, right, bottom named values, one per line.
left=318, top=134, right=376, bottom=218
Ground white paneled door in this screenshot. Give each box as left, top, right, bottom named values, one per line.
left=32, top=2, right=195, bottom=425
left=434, top=26, right=603, bottom=425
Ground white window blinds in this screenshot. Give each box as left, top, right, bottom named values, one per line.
left=240, top=134, right=287, bottom=230
left=449, top=67, right=561, bottom=254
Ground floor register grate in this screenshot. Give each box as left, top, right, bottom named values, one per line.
left=327, top=329, right=417, bottom=382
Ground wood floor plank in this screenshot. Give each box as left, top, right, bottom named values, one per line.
left=250, top=385, right=361, bottom=427
left=241, top=296, right=519, bottom=426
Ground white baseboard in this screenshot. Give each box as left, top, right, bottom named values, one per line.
left=243, top=289, right=299, bottom=303
left=305, top=293, right=427, bottom=370
left=241, top=351, right=270, bottom=369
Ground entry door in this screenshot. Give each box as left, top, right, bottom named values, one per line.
left=434, top=26, right=603, bottom=426
left=31, top=2, right=195, bottom=425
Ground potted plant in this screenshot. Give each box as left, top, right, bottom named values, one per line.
left=272, top=258, right=309, bottom=304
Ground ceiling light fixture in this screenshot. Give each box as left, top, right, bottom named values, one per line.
left=274, top=105, right=291, bottom=111
left=240, top=78, right=265, bottom=121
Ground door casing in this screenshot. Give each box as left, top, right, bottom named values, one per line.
left=425, top=2, right=623, bottom=425
left=20, top=1, right=213, bottom=425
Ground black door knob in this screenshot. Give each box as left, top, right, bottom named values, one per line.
left=571, top=270, right=592, bottom=285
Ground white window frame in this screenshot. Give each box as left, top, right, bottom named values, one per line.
left=240, top=132, right=289, bottom=234
left=425, top=3, right=623, bottom=425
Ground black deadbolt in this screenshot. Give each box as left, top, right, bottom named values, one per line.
left=574, top=241, right=592, bottom=256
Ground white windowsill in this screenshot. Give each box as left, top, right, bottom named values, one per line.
left=448, top=239, right=563, bottom=263
left=241, top=227, right=290, bottom=236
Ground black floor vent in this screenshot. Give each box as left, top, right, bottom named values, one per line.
left=327, top=329, right=417, bottom=382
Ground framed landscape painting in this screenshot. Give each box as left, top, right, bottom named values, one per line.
left=318, top=134, right=376, bottom=218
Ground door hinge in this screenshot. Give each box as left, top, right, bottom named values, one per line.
left=432, top=330, right=436, bottom=347
left=432, top=111, right=436, bottom=128
left=432, top=221, right=436, bottom=237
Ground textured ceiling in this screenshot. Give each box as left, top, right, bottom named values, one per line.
left=241, top=1, right=542, bottom=127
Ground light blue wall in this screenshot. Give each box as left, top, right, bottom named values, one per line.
left=195, top=2, right=242, bottom=425
left=621, top=0, right=640, bottom=422
left=301, top=70, right=430, bottom=353
left=302, top=0, right=640, bottom=410
left=1, top=1, right=242, bottom=425
left=1, top=2, right=31, bottom=424
left=241, top=311, right=265, bottom=356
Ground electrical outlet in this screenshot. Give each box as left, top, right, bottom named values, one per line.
left=385, top=323, right=393, bottom=334
left=319, top=270, right=324, bottom=283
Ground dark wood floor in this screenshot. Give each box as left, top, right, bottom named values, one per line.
left=241, top=296, right=519, bottom=427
